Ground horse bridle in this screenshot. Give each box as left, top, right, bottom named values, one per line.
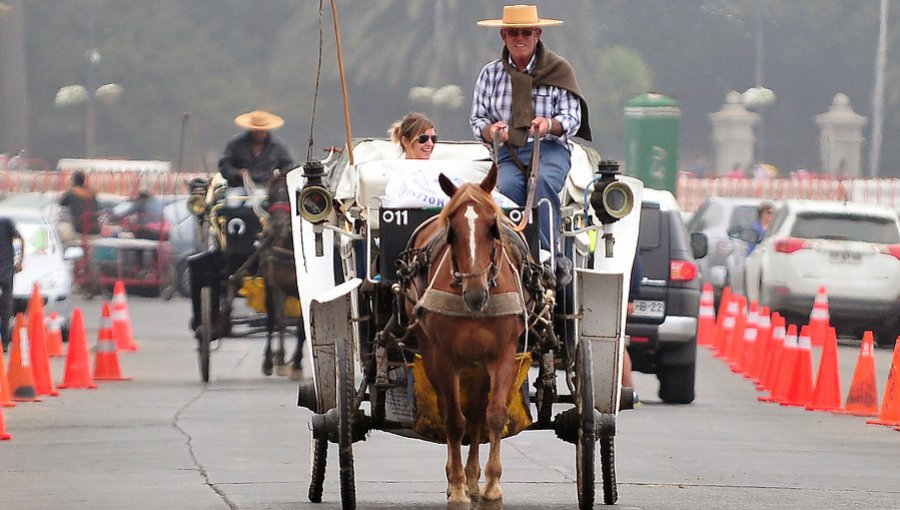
left=448, top=237, right=501, bottom=289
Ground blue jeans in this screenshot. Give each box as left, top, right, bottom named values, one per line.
left=497, top=141, right=570, bottom=253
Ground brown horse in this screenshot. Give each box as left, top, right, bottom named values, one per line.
left=258, top=171, right=305, bottom=379
left=403, top=164, right=526, bottom=506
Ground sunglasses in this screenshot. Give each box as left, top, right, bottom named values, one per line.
left=416, top=134, right=438, bottom=144
left=505, top=28, right=535, bottom=37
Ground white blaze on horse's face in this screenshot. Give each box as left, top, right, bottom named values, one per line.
left=464, top=205, right=478, bottom=264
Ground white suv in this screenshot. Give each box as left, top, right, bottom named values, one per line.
left=743, top=200, right=900, bottom=345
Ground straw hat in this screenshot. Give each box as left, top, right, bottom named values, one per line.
left=476, top=4, right=563, bottom=28
left=234, top=110, right=284, bottom=131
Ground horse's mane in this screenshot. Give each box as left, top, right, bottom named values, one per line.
left=438, top=182, right=503, bottom=225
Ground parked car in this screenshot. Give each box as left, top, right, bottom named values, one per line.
left=0, top=207, right=81, bottom=340
left=162, top=197, right=195, bottom=297
left=687, top=197, right=772, bottom=304
left=743, top=199, right=900, bottom=346
left=626, top=188, right=708, bottom=404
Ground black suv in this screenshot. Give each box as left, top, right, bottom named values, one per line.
left=626, top=189, right=707, bottom=404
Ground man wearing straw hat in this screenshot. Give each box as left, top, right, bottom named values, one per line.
left=470, top=4, right=591, bottom=260
left=219, top=110, right=295, bottom=187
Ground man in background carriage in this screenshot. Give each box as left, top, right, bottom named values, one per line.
left=219, top=109, right=294, bottom=187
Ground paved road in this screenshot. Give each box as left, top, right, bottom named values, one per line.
left=2, top=295, right=900, bottom=509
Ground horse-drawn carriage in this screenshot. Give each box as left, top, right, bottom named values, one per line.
left=287, top=137, right=643, bottom=509
left=187, top=172, right=304, bottom=383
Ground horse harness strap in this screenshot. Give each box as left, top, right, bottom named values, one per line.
left=416, top=289, right=524, bottom=317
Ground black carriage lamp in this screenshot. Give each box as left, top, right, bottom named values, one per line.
left=589, top=160, right=633, bottom=226
left=588, top=159, right=634, bottom=258
left=297, top=159, right=333, bottom=224
left=297, top=159, right=334, bottom=257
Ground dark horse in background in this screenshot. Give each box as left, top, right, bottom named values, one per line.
left=403, top=164, right=526, bottom=506
left=258, top=170, right=305, bottom=379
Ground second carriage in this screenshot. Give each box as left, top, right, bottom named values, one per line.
left=287, top=138, right=644, bottom=509
left=186, top=173, right=304, bottom=382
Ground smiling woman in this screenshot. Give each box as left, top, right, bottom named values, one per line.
left=388, top=112, right=436, bottom=160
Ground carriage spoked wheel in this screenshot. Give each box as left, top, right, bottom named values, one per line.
left=160, top=264, right=176, bottom=301
left=198, top=286, right=213, bottom=383
left=307, top=435, right=327, bottom=503
left=336, top=336, right=356, bottom=510
left=575, top=338, right=596, bottom=509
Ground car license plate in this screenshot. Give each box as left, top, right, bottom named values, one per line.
left=829, top=251, right=861, bottom=264
left=631, top=299, right=664, bottom=319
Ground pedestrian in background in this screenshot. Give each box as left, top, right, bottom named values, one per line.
left=59, top=170, right=100, bottom=242
left=0, top=216, right=23, bottom=352
left=747, top=200, right=775, bottom=255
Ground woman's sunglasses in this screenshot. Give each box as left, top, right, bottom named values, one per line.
left=505, top=28, right=535, bottom=37
left=416, top=134, right=438, bottom=144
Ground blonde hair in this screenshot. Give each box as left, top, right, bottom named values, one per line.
left=388, top=112, right=435, bottom=152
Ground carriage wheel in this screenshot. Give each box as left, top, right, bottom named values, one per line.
left=336, top=337, right=356, bottom=510
left=160, top=264, right=176, bottom=301
left=600, top=432, right=618, bottom=505
left=575, top=339, right=596, bottom=510
left=198, top=286, right=213, bottom=383
left=307, top=435, right=327, bottom=503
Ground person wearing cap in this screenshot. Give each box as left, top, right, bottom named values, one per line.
left=219, top=110, right=295, bottom=187
left=747, top=200, right=775, bottom=255
left=470, top=4, right=591, bottom=255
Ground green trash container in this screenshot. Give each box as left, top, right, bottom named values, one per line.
left=624, top=92, right=681, bottom=194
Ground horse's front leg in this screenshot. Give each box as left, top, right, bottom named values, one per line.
left=274, top=289, right=291, bottom=376
left=262, top=276, right=274, bottom=376
left=434, top=370, right=468, bottom=505
left=464, top=368, right=491, bottom=499
left=289, top=316, right=306, bottom=380
left=481, top=348, right=518, bottom=501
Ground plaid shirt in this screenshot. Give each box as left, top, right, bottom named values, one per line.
left=470, top=53, right=582, bottom=150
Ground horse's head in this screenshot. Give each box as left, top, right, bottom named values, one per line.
left=437, top=164, right=502, bottom=313
left=265, top=170, right=292, bottom=241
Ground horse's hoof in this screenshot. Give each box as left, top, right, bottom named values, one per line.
left=276, top=363, right=292, bottom=377
left=289, top=368, right=305, bottom=381
left=480, top=484, right=503, bottom=501
left=262, top=359, right=274, bottom=376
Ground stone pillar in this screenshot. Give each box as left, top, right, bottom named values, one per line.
left=815, top=93, right=866, bottom=178
left=708, top=91, right=758, bottom=176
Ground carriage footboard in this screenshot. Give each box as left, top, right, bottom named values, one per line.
left=575, top=268, right=625, bottom=415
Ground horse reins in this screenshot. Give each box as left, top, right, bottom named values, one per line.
left=492, top=129, right=541, bottom=233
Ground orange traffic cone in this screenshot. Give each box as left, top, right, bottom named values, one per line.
left=58, top=309, right=97, bottom=390
left=759, top=324, right=797, bottom=403
left=756, top=314, right=785, bottom=391
left=7, top=313, right=38, bottom=402
left=867, top=335, right=900, bottom=428
left=806, top=327, right=842, bottom=412
left=713, top=291, right=736, bottom=355
left=111, top=280, right=138, bottom=351
left=93, top=303, right=130, bottom=381
left=725, top=296, right=748, bottom=365
left=27, top=285, right=58, bottom=397
left=808, top=285, right=830, bottom=347
left=45, top=312, right=64, bottom=358
left=732, top=301, right=759, bottom=374
left=697, top=284, right=716, bottom=346
left=0, top=340, right=15, bottom=407
left=747, top=306, right=772, bottom=381
left=0, top=402, right=10, bottom=440
left=840, top=331, right=879, bottom=417
left=781, top=325, right=814, bottom=407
